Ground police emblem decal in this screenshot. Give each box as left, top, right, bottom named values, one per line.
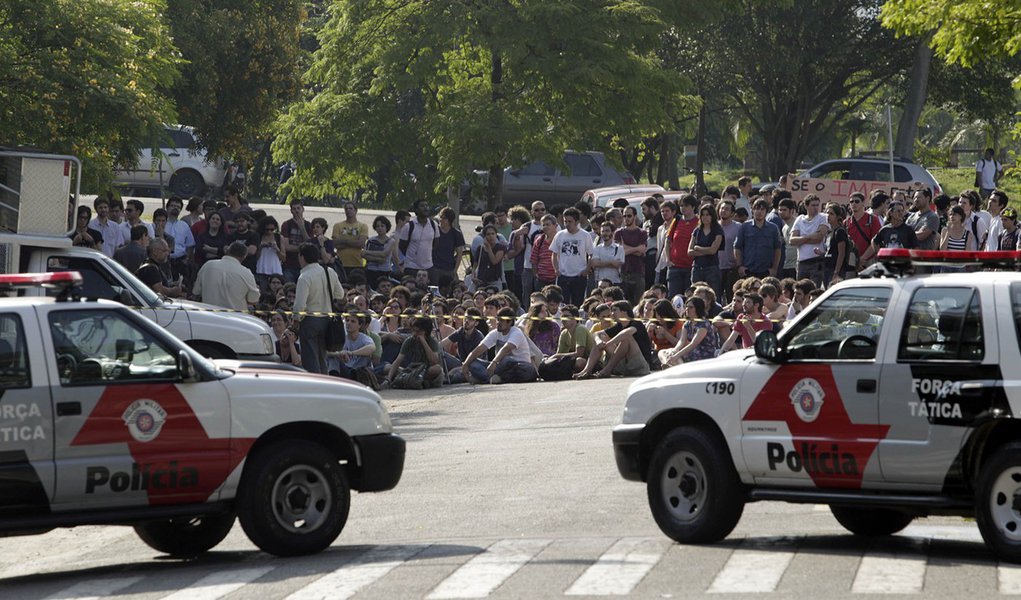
left=789, top=378, right=825, bottom=423
left=122, top=399, right=167, bottom=442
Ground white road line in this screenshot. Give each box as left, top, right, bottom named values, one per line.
left=1000, top=564, right=1021, bottom=594
left=852, top=550, right=927, bottom=594
left=428, top=539, right=551, bottom=599
left=160, top=566, right=275, bottom=600
left=45, top=576, right=143, bottom=600
left=287, top=545, right=426, bottom=600
left=565, top=537, right=668, bottom=596
left=902, top=524, right=984, bottom=543
left=707, top=541, right=795, bottom=594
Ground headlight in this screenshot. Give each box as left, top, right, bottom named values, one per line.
left=261, top=333, right=274, bottom=355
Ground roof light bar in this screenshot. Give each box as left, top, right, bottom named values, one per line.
left=0, top=272, right=83, bottom=288
left=877, top=249, right=1021, bottom=268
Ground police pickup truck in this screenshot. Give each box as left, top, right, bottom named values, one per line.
left=613, top=249, right=1021, bottom=563
left=0, top=272, right=404, bottom=557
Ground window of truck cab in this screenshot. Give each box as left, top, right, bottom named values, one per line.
left=781, top=287, right=891, bottom=361
left=898, top=287, right=983, bottom=362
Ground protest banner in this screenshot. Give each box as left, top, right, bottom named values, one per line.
left=788, top=176, right=926, bottom=204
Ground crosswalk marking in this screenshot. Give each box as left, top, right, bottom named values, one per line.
left=161, top=566, right=276, bottom=600
left=565, top=537, right=669, bottom=596
left=286, top=545, right=426, bottom=600
left=427, top=539, right=551, bottom=599
left=1000, top=565, right=1021, bottom=594
left=708, top=539, right=796, bottom=593
left=44, top=576, right=143, bottom=600
left=852, top=547, right=928, bottom=594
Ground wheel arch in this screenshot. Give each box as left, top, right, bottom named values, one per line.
left=964, top=419, right=1021, bottom=489
left=186, top=339, right=237, bottom=360
left=639, top=408, right=734, bottom=482
left=244, top=421, right=359, bottom=484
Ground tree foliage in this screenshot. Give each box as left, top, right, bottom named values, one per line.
left=166, top=0, right=304, bottom=164
left=676, top=0, right=914, bottom=179
left=881, top=0, right=1021, bottom=67
left=274, top=0, right=694, bottom=206
left=0, top=0, right=180, bottom=186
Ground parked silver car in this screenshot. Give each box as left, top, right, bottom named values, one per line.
left=500, top=151, right=635, bottom=204
left=800, top=157, right=943, bottom=197
left=113, top=125, right=226, bottom=197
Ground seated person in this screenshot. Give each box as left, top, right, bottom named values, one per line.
left=459, top=307, right=538, bottom=384
left=721, top=293, right=773, bottom=353
left=443, top=307, right=485, bottom=383
left=386, top=316, right=444, bottom=388
left=575, top=300, right=654, bottom=379
left=331, top=308, right=375, bottom=379
left=549, top=304, right=593, bottom=374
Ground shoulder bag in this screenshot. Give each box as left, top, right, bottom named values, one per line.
left=322, top=265, right=346, bottom=352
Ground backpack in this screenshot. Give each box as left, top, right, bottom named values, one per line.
left=398, top=219, right=439, bottom=255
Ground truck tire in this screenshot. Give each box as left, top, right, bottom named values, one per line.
left=977, top=442, right=1021, bottom=563
left=830, top=506, right=913, bottom=536
left=237, top=440, right=350, bottom=557
left=169, top=169, right=206, bottom=197
left=134, top=513, right=235, bottom=557
left=646, top=427, right=744, bottom=544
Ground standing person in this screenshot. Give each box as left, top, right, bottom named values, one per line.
left=88, top=196, right=126, bottom=257
left=113, top=225, right=149, bottom=274
left=150, top=208, right=175, bottom=257
left=999, top=207, right=1020, bottom=251
left=986, top=190, right=1009, bottom=251
left=845, top=192, right=882, bottom=266
left=135, top=238, right=183, bottom=298
left=776, top=197, right=800, bottom=279
left=860, top=201, right=918, bottom=263
left=591, top=222, right=625, bottom=290
left=655, top=200, right=677, bottom=286
left=958, top=193, right=989, bottom=250
left=734, top=198, right=782, bottom=279
left=432, top=207, right=467, bottom=292
left=363, top=215, right=397, bottom=290
left=823, top=203, right=851, bottom=287
left=736, top=176, right=754, bottom=213
left=164, top=196, right=196, bottom=287
left=190, top=199, right=218, bottom=239
left=192, top=241, right=260, bottom=311
left=665, top=194, right=700, bottom=298
left=789, top=194, right=829, bottom=287
left=69, top=205, right=102, bottom=250
left=120, top=199, right=154, bottom=240
left=281, top=200, right=313, bottom=283
left=218, top=185, right=249, bottom=234
left=229, top=212, right=260, bottom=273
left=194, top=212, right=227, bottom=269
left=641, top=196, right=664, bottom=286
left=615, top=206, right=648, bottom=306
left=309, top=217, right=336, bottom=265
left=332, top=201, right=369, bottom=279
left=182, top=196, right=204, bottom=227
left=398, top=199, right=439, bottom=280
left=907, top=188, right=940, bottom=251
left=688, top=204, right=725, bottom=300
left=495, top=206, right=516, bottom=285
left=530, top=215, right=559, bottom=291
left=939, top=206, right=976, bottom=252
left=255, top=216, right=285, bottom=290
left=505, top=206, right=531, bottom=303
left=976, top=148, right=1003, bottom=199
left=519, top=201, right=547, bottom=304
left=717, top=200, right=741, bottom=302
left=292, top=243, right=345, bottom=375
left=551, top=207, right=594, bottom=307
left=473, top=225, right=507, bottom=290
left=868, top=191, right=889, bottom=225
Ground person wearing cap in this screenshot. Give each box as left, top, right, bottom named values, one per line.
left=999, top=207, right=1020, bottom=251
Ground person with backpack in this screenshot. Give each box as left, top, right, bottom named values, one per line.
left=958, top=193, right=989, bottom=250
left=976, top=148, right=1004, bottom=199
left=398, top=199, right=439, bottom=281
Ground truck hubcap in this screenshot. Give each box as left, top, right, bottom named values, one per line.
left=272, top=465, right=332, bottom=533
left=991, top=468, right=1021, bottom=540
left=660, top=451, right=707, bottom=522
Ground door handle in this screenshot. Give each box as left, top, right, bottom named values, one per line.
left=542, top=177, right=552, bottom=182
left=857, top=379, right=877, bottom=393
left=167, top=152, right=180, bottom=158
left=56, top=402, right=81, bottom=416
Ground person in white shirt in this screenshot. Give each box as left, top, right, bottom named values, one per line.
left=789, top=194, right=829, bottom=288
left=192, top=241, right=260, bottom=311
left=976, top=148, right=1003, bottom=199
left=89, top=196, right=127, bottom=258
left=959, top=192, right=989, bottom=250
left=986, top=190, right=1008, bottom=251
left=459, top=307, right=538, bottom=384
left=590, top=222, right=624, bottom=286
left=551, top=207, right=595, bottom=307
left=292, top=243, right=345, bottom=374
left=398, top=199, right=438, bottom=276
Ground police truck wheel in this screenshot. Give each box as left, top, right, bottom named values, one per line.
left=134, top=513, right=236, bottom=557
left=976, top=443, right=1021, bottom=563
left=237, top=441, right=349, bottom=557
left=646, top=427, right=745, bottom=544
left=829, top=506, right=913, bottom=536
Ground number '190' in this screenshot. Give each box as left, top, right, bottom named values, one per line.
left=706, top=382, right=735, bottom=395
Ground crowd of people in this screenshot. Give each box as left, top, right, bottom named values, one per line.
left=76, top=177, right=1012, bottom=390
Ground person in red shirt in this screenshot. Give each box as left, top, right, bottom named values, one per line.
left=666, top=194, right=700, bottom=298
left=529, top=215, right=559, bottom=289
left=845, top=191, right=882, bottom=263
left=720, top=293, right=773, bottom=352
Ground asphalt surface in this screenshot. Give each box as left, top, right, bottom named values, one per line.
left=0, top=377, right=1005, bottom=599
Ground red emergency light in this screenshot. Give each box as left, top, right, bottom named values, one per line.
left=877, top=249, right=1021, bottom=269
left=0, top=272, right=83, bottom=294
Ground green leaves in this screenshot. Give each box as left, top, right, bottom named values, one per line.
left=881, top=0, right=1021, bottom=68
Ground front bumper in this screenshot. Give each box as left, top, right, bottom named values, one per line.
left=612, top=424, right=645, bottom=482
left=353, top=433, right=406, bottom=492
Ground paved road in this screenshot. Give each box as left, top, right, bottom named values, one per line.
left=0, top=378, right=1004, bottom=599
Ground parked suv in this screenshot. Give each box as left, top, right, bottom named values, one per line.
left=113, top=125, right=226, bottom=197
left=797, top=157, right=943, bottom=200
left=501, top=151, right=635, bottom=204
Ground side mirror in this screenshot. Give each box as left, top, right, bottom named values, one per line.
left=178, top=350, right=197, bottom=382
left=115, top=287, right=137, bottom=306
left=754, top=331, right=786, bottom=364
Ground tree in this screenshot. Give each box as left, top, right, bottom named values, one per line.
left=881, top=0, right=1021, bottom=67
left=166, top=0, right=304, bottom=165
left=678, top=0, right=914, bottom=179
left=274, top=0, right=691, bottom=208
left=894, top=38, right=933, bottom=160
left=0, top=0, right=180, bottom=187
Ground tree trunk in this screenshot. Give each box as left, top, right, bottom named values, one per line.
left=656, top=136, right=668, bottom=186
left=894, top=38, right=933, bottom=160
left=667, top=133, right=679, bottom=191
left=694, top=97, right=707, bottom=195
left=486, top=165, right=503, bottom=212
